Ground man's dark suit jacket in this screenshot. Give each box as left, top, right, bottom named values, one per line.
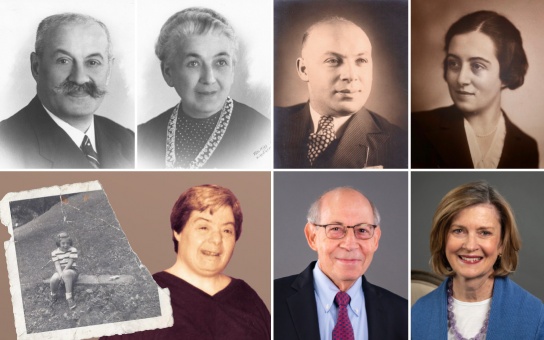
left=412, top=105, right=539, bottom=168
left=274, top=103, right=407, bottom=168
left=0, top=96, right=134, bottom=169
left=274, top=262, right=408, bottom=340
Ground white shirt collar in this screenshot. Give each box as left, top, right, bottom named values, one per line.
left=309, top=104, right=353, bottom=134
left=43, top=105, right=97, bottom=152
left=464, top=113, right=506, bottom=169
left=313, top=261, right=364, bottom=316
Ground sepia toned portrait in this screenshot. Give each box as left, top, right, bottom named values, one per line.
left=412, top=0, right=544, bottom=168
left=0, top=0, right=136, bottom=169
left=136, top=0, right=272, bottom=169
left=274, top=0, right=408, bottom=169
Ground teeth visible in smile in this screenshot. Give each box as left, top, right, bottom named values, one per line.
left=460, top=256, right=482, bottom=263
left=202, top=250, right=220, bottom=256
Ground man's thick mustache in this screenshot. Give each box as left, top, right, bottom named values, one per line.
left=53, top=80, right=107, bottom=99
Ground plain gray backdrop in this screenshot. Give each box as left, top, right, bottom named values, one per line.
left=274, top=171, right=408, bottom=299
left=411, top=171, right=544, bottom=300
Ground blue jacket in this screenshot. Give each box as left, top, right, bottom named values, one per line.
left=412, top=276, right=544, bottom=339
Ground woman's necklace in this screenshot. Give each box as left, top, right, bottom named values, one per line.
left=475, top=124, right=498, bottom=138
left=447, top=278, right=491, bottom=340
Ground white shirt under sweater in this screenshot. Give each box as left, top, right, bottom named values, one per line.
left=448, top=297, right=491, bottom=340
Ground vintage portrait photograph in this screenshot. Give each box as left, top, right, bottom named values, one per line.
left=136, top=0, right=272, bottom=169
left=0, top=0, right=135, bottom=169
left=274, top=0, right=408, bottom=169
left=412, top=0, right=544, bottom=168
left=1, top=181, right=172, bottom=339
left=411, top=172, right=544, bottom=338
left=0, top=172, right=271, bottom=340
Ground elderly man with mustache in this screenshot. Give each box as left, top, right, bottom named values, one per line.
left=0, top=13, right=134, bottom=169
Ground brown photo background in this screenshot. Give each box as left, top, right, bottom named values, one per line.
left=274, top=0, right=408, bottom=129
left=412, top=0, right=544, bottom=167
left=0, top=172, right=271, bottom=340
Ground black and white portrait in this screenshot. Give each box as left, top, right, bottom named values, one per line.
left=0, top=0, right=135, bottom=169
left=136, top=0, right=272, bottom=169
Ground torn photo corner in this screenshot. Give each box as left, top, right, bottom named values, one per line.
left=0, top=181, right=173, bottom=340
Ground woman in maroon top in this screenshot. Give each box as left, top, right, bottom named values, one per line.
left=102, top=184, right=270, bottom=339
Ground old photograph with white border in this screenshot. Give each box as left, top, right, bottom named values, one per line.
left=0, top=181, right=172, bottom=339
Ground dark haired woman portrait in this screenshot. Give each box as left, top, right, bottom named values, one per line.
left=412, top=11, right=538, bottom=168
left=411, top=181, right=544, bottom=339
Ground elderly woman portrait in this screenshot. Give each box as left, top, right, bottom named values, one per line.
left=137, top=7, right=271, bottom=169
left=101, top=184, right=270, bottom=339
left=412, top=10, right=538, bottom=168
left=412, top=181, right=544, bottom=339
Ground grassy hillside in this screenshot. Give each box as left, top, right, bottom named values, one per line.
left=12, top=190, right=161, bottom=334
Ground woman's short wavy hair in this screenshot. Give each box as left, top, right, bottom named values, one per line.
left=170, top=184, right=243, bottom=253
left=430, top=181, right=521, bottom=277
left=155, top=7, right=238, bottom=66
left=443, top=10, right=528, bottom=90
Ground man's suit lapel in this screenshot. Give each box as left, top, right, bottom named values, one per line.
left=362, top=275, right=388, bottom=340
left=329, top=108, right=377, bottom=168
left=285, top=104, right=312, bottom=167
left=95, top=117, right=131, bottom=168
left=28, top=97, right=93, bottom=168
left=287, top=263, right=321, bottom=340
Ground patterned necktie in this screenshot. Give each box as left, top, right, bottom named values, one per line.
left=80, top=135, right=100, bottom=169
left=307, top=115, right=336, bottom=165
left=332, top=292, right=355, bottom=340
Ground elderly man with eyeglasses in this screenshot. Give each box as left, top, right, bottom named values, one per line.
left=274, top=187, right=407, bottom=340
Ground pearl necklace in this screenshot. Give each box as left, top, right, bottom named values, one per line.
left=447, top=278, right=491, bottom=340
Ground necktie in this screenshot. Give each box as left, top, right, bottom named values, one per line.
left=307, top=115, right=336, bottom=165
left=332, top=292, right=355, bottom=340
left=80, top=135, right=100, bottom=169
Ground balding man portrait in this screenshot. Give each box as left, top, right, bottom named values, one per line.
left=274, top=187, right=408, bottom=340
left=0, top=13, right=134, bottom=169
left=274, top=13, right=407, bottom=169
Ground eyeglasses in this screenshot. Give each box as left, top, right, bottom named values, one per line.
left=313, top=223, right=377, bottom=240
